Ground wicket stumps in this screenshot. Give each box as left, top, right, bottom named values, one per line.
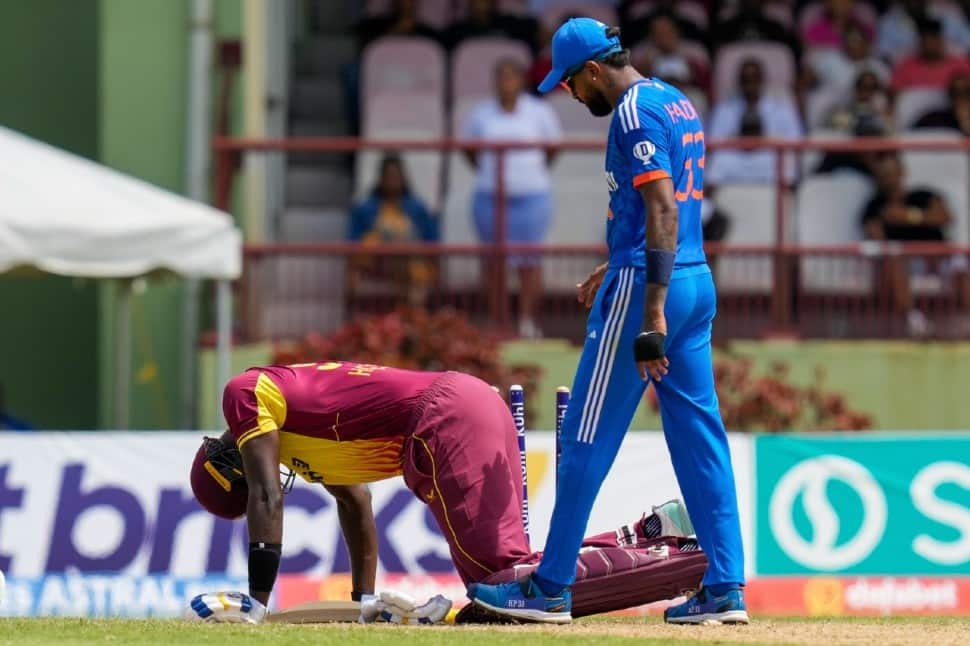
left=495, top=384, right=571, bottom=547
left=555, top=386, right=570, bottom=488
left=509, top=385, right=529, bottom=545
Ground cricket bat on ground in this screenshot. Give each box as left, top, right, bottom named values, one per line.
left=266, top=600, right=361, bottom=623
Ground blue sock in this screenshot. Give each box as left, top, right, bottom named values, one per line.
left=706, top=583, right=742, bottom=596
left=532, top=573, right=566, bottom=596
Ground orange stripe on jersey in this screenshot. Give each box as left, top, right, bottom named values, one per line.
left=632, top=169, right=671, bottom=187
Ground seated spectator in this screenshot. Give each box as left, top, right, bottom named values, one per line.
left=806, top=23, right=891, bottom=96
left=0, top=382, right=32, bottom=431
left=860, top=153, right=969, bottom=336
left=622, top=0, right=707, bottom=47
left=461, top=58, right=562, bottom=339
left=802, top=0, right=874, bottom=50
left=914, top=72, right=970, bottom=135
left=355, top=0, right=442, bottom=50
left=348, top=154, right=439, bottom=307
left=632, top=13, right=710, bottom=99
left=713, top=0, right=802, bottom=61
left=823, top=70, right=892, bottom=133
left=446, top=0, right=538, bottom=51
left=877, top=0, right=970, bottom=63
left=814, top=115, right=887, bottom=176
left=706, top=59, right=804, bottom=185
left=803, top=22, right=890, bottom=129
left=892, top=18, right=970, bottom=93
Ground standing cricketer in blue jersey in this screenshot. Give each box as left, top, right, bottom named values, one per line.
left=468, top=18, right=748, bottom=625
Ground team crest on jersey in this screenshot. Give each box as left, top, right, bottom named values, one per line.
left=633, top=140, right=656, bottom=164
left=605, top=171, right=618, bottom=192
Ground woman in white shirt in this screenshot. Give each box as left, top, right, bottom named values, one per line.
left=462, top=58, right=563, bottom=338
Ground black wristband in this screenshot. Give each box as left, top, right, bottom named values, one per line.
left=248, top=542, right=282, bottom=595
left=633, top=331, right=666, bottom=362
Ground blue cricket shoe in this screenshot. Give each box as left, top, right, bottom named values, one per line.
left=467, top=576, right=572, bottom=624
left=664, top=586, right=749, bottom=624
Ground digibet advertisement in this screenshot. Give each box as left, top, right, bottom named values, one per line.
left=0, top=432, right=741, bottom=617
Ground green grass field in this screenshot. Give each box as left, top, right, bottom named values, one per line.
left=3, top=616, right=968, bottom=646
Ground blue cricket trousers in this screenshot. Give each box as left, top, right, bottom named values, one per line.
left=535, top=264, right=745, bottom=589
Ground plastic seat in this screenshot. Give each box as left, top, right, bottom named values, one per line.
left=713, top=41, right=796, bottom=101
left=712, top=185, right=780, bottom=294
left=795, top=173, right=875, bottom=294
left=896, top=88, right=949, bottom=131
left=450, top=38, right=533, bottom=110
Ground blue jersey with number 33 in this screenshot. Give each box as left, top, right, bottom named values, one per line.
left=604, top=78, right=706, bottom=269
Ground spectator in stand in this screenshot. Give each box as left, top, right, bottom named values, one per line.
left=354, top=0, right=442, bottom=50
left=622, top=0, right=707, bottom=47
left=914, top=72, right=970, bottom=135
left=0, top=382, right=32, bottom=431
left=860, top=153, right=968, bottom=336
left=802, top=0, right=874, bottom=50
left=446, top=0, right=538, bottom=51
left=814, top=115, right=888, bottom=176
left=461, top=58, right=562, bottom=339
left=348, top=154, right=439, bottom=307
left=706, top=59, right=804, bottom=185
left=632, top=13, right=710, bottom=99
left=877, top=0, right=970, bottom=63
left=712, top=0, right=802, bottom=61
left=805, top=23, right=891, bottom=98
left=823, top=70, right=893, bottom=132
left=892, top=18, right=970, bottom=93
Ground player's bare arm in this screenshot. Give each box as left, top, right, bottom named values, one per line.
left=576, top=261, right=608, bottom=308
left=239, top=431, right=283, bottom=606
left=636, top=179, right=678, bottom=383
left=325, top=483, right=378, bottom=599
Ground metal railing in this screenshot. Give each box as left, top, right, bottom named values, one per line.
left=213, top=137, right=970, bottom=342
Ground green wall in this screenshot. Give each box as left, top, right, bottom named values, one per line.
left=97, top=0, right=190, bottom=429
left=0, top=0, right=100, bottom=429
left=1, top=0, right=244, bottom=429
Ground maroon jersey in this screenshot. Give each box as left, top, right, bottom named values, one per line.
left=223, top=361, right=442, bottom=484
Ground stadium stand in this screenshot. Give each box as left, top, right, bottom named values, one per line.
left=254, top=0, right=970, bottom=338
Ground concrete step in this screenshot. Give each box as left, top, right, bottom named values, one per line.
left=290, top=77, right=345, bottom=121
left=306, top=1, right=358, bottom=34
left=280, top=207, right=348, bottom=242
left=293, top=35, right=357, bottom=76
left=286, top=165, right=352, bottom=208
left=286, top=117, right=353, bottom=165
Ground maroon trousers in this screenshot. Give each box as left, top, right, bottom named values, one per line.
left=403, top=372, right=532, bottom=583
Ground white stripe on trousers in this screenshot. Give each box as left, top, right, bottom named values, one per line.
left=577, top=267, right=634, bottom=443
left=584, top=267, right=635, bottom=444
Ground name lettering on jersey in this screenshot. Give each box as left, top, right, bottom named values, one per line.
left=632, top=140, right=656, bottom=164
left=605, top=171, right=618, bottom=193
left=291, top=457, right=325, bottom=483
left=347, top=363, right=386, bottom=377
left=663, top=100, right=698, bottom=123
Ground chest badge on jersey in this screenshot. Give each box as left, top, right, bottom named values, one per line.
left=633, top=140, right=656, bottom=164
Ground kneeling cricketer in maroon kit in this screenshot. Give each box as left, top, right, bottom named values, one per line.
left=190, top=361, right=706, bottom=620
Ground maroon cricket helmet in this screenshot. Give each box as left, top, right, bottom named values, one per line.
left=190, top=435, right=248, bottom=519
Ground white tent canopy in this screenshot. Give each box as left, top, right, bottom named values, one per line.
left=0, top=125, right=242, bottom=428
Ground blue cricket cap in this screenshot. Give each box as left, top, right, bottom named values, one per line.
left=537, top=17, right=623, bottom=94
